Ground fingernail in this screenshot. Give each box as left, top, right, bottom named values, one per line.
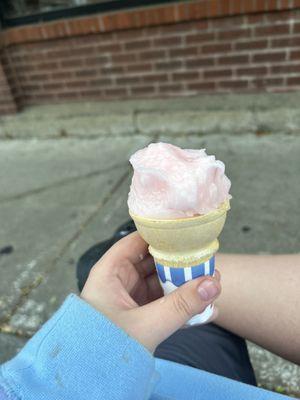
left=198, top=280, right=219, bottom=301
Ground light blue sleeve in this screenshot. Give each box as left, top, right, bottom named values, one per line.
left=0, top=294, right=156, bottom=400
left=153, top=358, right=291, bottom=400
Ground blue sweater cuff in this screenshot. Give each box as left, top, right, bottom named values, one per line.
left=1, top=294, right=156, bottom=400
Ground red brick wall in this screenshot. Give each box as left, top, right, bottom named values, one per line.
left=1, top=1, right=300, bottom=114
left=0, top=54, right=17, bottom=115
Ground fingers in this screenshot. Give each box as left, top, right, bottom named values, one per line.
left=145, top=272, right=163, bottom=301
left=103, top=231, right=149, bottom=265
left=133, top=275, right=221, bottom=351
left=214, top=269, right=221, bottom=282
left=137, top=254, right=156, bottom=277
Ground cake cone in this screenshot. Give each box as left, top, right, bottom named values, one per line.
left=130, top=200, right=230, bottom=325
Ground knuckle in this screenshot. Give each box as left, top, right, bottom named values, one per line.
left=172, top=292, right=193, bottom=317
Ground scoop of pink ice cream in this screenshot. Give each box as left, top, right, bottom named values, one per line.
left=128, top=142, right=231, bottom=219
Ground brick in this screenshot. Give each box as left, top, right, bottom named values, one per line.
left=290, top=50, right=300, bottom=60
left=161, top=22, right=194, bottom=35
left=116, top=12, right=132, bottom=30
left=177, top=3, right=189, bottom=19
left=36, top=61, right=59, bottom=71
left=127, top=63, right=152, bottom=73
left=253, top=52, right=286, bottom=62
left=252, top=78, right=283, bottom=87
left=112, top=53, right=137, bottom=63
left=202, top=43, right=231, bottom=54
left=85, top=56, right=109, bottom=66
left=73, top=34, right=113, bottom=46
left=77, top=17, right=101, bottom=35
left=139, top=49, right=165, bottom=61
left=287, top=76, right=300, bottom=85
left=217, top=28, right=252, bottom=40
left=96, top=43, right=122, bottom=53
left=172, top=71, right=199, bottom=80
left=125, top=39, right=152, bottom=51
left=294, top=23, right=300, bottom=34
left=26, top=73, right=49, bottom=81
left=88, top=78, right=112, bottom=87
left=65, top=80, right=87, bottom=88
left=271, top=64, right=300, bottom=73
left=14, top=64, right=35, bottom=74
left=237, top=66, right=268, bottom=76
left=75, top=69, right=97, bottom=77
left=71, top=47, right=96, bottom=57
left=61, top=59, right=84, bottom=68
left=170, top=47, right=198, bottom=58
left=46, top=48, right=71, bottom=59
left=186, top=2, right=208, bottom=19
left=266, top=10, right=294, bottom=23
left=154, top=36, right=182, bottom=47
left=155, top=60, right=182, bottom=70
left=142, top=73, right=168, bottom=82
left=246, top=14, right=265, bottom=24
left=207, top=0, right=221, bottom=17
left=204, top=69, right=232, bottom=78
left=80, top=89, right=102, bottom=97
left=186, top=57, right=215, bottom=68
left=20, top=83, right=41, bottom=91
left=187, top=82, right=216, bottom=90
left=255, top=24, right=290, bottom=36
left=271, top=37, right=300, bottom=48
left=43, top=82, right=62, bottom=90
left=116, top=29, right=145, bottom=41
left=101, top=66, right=125, bottom=74
left=218, top=55, right=249, bottom=65
left=158, top=83, right=182, bottom=93
left=56, top=91, right=80, bottom=100
left=51, top=71, right=71, bottom=80
left=219, top=0, right=231, bottom=14
left=236, top=40, right=268, bottom=50
left=210, top=15, right=244, bottom=30
left=185, top=33, right=215, bottom=44
left=131, top=85, right=156, bottom=95
left=218, top=80, right=248, bottom=89
left=193, top=21, right=209, bottom=30
left=244, top=0, right=259, bottom=13
left=116, top=76, right=141, bottom=85
left=105, top=88, right=127, bottom=97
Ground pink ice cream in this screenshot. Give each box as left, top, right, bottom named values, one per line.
left=128, top=142, right=231, bottom=219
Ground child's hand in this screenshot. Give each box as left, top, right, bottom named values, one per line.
left=81, top=232, right=221, bottom=352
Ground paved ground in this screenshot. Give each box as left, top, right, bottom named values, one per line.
left=0, top=94, right=299, bottom=396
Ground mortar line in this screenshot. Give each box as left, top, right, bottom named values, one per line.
left=0, top=162, right=127, bottom=204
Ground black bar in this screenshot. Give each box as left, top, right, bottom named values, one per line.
left=1, top=0, right=180, bottom=28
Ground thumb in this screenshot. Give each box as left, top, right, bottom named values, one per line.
left=134, top=276, right=221, bottom=351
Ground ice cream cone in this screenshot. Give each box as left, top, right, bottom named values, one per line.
left=130, top=200, right=230, bottom=325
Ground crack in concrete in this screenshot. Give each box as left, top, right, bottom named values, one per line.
left=0, top=274, right=43, bottom=333
left=45, top=167, right=131, bottom=271
left=0, top=167, right=131, bottom=329
left=0, top=132, right=144, bottom=141
left=0, top=162, right=127, bottom=204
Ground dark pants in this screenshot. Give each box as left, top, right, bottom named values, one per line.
left=155, top=323, right=257, bottom=386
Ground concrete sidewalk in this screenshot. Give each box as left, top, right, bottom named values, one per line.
left=2, top=92, right=300, bottom=139
left=0, top=97, right=299, bottom=396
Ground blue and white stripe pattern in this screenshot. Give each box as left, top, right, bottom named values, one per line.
left=155, top=256, right=215, bottom=325
left=156, top=256, right=215, bottom=287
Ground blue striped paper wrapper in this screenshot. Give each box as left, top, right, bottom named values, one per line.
left=155, top=256, right=215, bottom=325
